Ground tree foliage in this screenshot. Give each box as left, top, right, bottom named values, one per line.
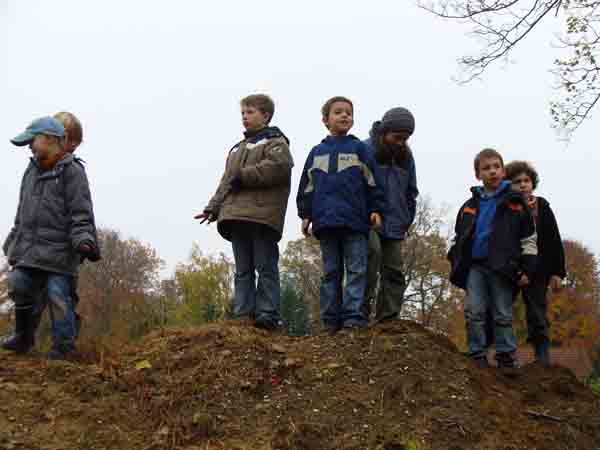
left=169, top=244, right=234, bottom=326
left=77, top=228, right=165, bottom=339
left=547, top=239, right=600, bottom=348
left=280, top=235, right=322, bottom=328
left=0, top=259, right=8, bottom=306
left=280, top=273, right=311, bottom=336
left=420, top=0, right=600, bottom=136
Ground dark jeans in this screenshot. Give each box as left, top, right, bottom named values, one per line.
left=32, top=278, right=82, bottom=338
left=8, top=268, right=77, bottom=352
left=365, top=230, right=406, bottom=322
left=465, top=265, right=516, bottom=359
left=230, top=223, right=281, bottom=325
left=520, top=277, right=550, bottom=345
left=319, top=231, right=368, bottom=330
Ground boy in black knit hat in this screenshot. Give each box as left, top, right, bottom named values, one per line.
left=363, top=107, right=419, bottom=322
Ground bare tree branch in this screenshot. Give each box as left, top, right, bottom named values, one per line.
left=420, top=0, right=600, bottom=137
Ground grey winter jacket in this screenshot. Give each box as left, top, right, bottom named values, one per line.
left=3, top=154, right=98, bottom=275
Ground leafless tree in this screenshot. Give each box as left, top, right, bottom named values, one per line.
left=419, top=0, right=600, bottom=136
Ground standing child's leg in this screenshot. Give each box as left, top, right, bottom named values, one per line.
left=5, top=268, right=41, bottom=354
left=341, top=232, right=368, bottom=329
left=522, top=278, right=551, bottom=365
left=464, top=265, right=492, bottom=367
left=253, top=224, right=282, bottom=330
left=1, top=289, right=46, bottom=351
left=375, top=238, right=406, bottom=322
left=490, top=272, right=518, bottom=370
left=319, top=235, right=344, bottom=332
left=230, top=227, right=257, bottom=320
left=364, top=230, right=382, bottom=320
left=46, top=273, right=78, bottom=359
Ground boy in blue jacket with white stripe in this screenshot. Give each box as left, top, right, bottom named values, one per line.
left=297, top=96, right=385, bottom=333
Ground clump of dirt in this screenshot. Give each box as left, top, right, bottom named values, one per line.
left=0, top=320, right=598, bottom=450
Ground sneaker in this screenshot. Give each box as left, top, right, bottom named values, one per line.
left=47, top=348, right=75, bottom=361
left=496, top=353, right=520, bottom=378
left=473, top=356, right=490, bottom=369
left=254, top=317, right=279, bottom=332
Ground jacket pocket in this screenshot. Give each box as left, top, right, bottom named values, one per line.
left=5, top=232, right=22, bottom=265
left=33, top=238, right=74, bottom=272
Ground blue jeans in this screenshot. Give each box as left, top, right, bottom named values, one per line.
left=319, top=231, right=368, bottom=329
left=8, top=268, right=77, bottom=352
left=465, top=265, right=516, bottom=359
left=230, top=223, right=281, bottom=324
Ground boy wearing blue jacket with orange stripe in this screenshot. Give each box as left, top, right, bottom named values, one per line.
left=297, top=96, right=385, bottom=333
left=448, top=148, right=537, bottom=372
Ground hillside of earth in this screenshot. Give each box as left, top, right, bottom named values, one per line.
left=1, top=320, right=599, bottom=450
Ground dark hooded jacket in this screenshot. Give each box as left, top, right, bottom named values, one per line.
left=364, top=126, right=418, bottom=240
left=534, top=196, right=566, bottom=281
left=448, top=185, right=537, bottom=289
left=3, top=154, right=99, bottom=275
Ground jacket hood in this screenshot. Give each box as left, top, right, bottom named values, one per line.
left=244, top=126, right=290, bottom=145
left=322, top=134, right=359, bottom=145
left=471, top=180, right=512, bottom=198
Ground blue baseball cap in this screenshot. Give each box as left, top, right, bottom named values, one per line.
left=10, top=116, right=65, bottom=147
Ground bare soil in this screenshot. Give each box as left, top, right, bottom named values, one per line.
left=1, top=320, right=598, bottom=450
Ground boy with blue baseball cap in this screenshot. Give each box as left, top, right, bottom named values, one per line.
left=3, top=116, right=100, bottom=359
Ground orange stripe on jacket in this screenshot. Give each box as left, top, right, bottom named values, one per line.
left=507, top=203, right=524, bottom=212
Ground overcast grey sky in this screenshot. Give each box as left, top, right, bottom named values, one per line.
left=2, top=1, right=599, bottom=274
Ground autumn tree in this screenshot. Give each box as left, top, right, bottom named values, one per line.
left=169, top=244, right=234, bottom=326
left=0, top=260, right=10, bottom=334
left=420, top=1, right=600, bottom=136
left=280, top=198, right=465, bottom=337
left=547, top=239, right=600, bottom=349
left=401, top=198, right=457, bottom=330
left=280, top=236, right=322, bottom=328
left=280, top=273, right=311, bottom=336
left=0, top=259, right=8, bottom=306
left=77, top=228, right=164, bottom=339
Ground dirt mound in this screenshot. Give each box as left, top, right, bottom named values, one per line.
left=1, top=320, right=598, bottom=450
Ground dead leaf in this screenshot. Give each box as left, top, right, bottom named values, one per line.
left=135, top=360, right=152, bottom=370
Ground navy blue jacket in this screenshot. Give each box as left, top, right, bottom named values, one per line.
left=364, top=136, right=418, bottom=240
left=296, top=135, right=385, bottom=238
left=448, top=186, right=537, bottom=289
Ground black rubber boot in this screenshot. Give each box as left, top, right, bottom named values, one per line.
left=10, top=305, right=35, bottom=354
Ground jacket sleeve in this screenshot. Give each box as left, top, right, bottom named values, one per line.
left=518, top=208, right=538, bottom=278
left=359, top=144, right=385, bottom=215
left=240, top=138, right=294, bottom=188
left=3, top=169, right=28, bottom=257
left=296, top=150, right=315, bottom=220
left=545, top=205, right=566, bottom=279
left=64, top=163, right=97, bottom=250
left=447, top=205, right=464, bottom=263
left=406, top=152, right=419, bottom=225
left=206, top=150, right=236, bottom=214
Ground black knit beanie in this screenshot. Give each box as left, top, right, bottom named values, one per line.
left=380, top=107, right=415, bottom=136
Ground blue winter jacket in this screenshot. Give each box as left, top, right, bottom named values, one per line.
left=297, top=134, right=385, bottom=238
left=364, top=136, right=418, bottom=240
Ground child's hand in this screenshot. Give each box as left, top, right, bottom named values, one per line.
left=194, top=210, right=216, bottom=225
left=370, top=212, right=382, bottom=230
left=301, top=219, right=312, bottom=237
left=518, top=273, right=530, bottom=287
left=550, top=275, right=562, bottom=292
